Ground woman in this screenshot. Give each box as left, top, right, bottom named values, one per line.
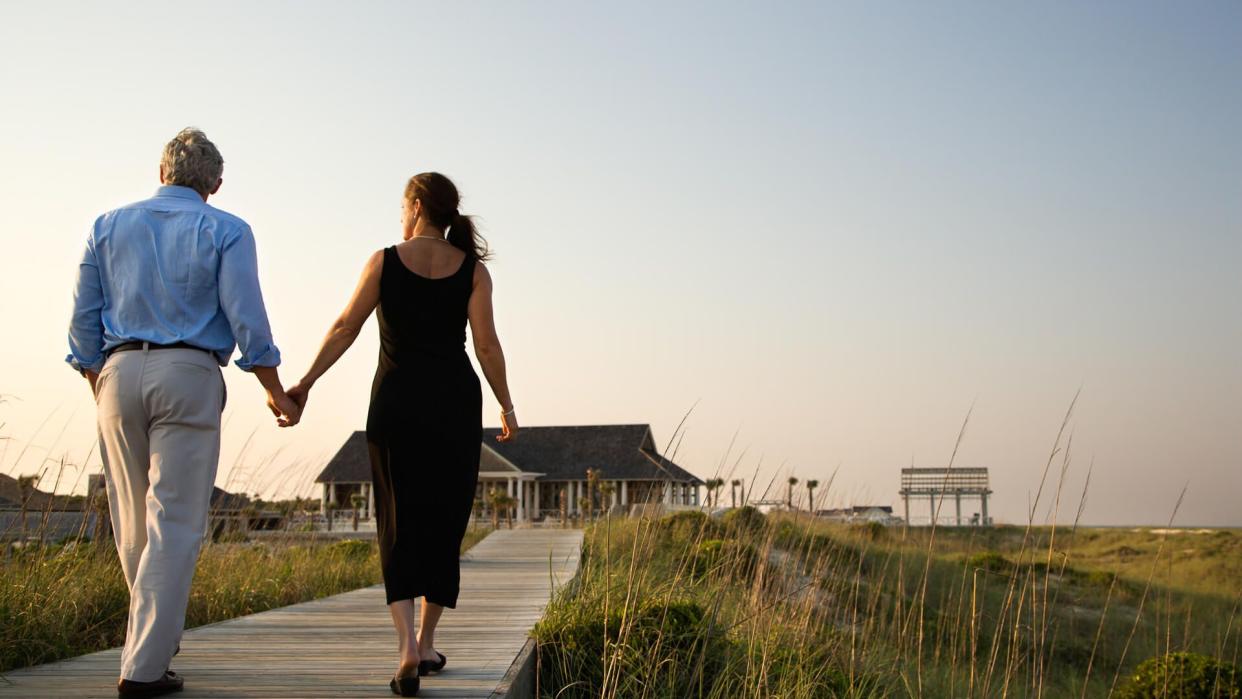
left=288, top=172, right=517, bottom=697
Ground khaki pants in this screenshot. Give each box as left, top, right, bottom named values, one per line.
left=95, top=346, right=225, bottom=682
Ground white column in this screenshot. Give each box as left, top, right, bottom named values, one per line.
left=366, top=482, right=375, bottom=519
left=507, top=478, right=514, bottom=498
left=664, top=481, right=672, bottom=505
left=569, top=481, right=578, bottom=514
left=534, top=480, right=541, bottom=520
left=621, top=481, right=628, bottom=506
left=610, top=482, right=618, bottom=507
left=517, top=480, right=526, bottom=522
left=322, top=483, right=330, bottom=514
left=694, top=485, right=700, bottom=506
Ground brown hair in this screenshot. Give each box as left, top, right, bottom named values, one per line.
left=404, top=172, right=491, bottom=261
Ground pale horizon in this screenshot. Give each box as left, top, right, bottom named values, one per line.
left=1, top=2, right=1238, bottom=527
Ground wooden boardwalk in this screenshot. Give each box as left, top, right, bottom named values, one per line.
left=0, top=528, right=583, bottom=698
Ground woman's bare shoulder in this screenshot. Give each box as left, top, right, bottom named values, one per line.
left=367, top=247, right=387, bottom=268
left=473, top=258, right=491, bottom=280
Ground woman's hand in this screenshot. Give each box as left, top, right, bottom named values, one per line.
left=497, top=408, right=519, bottom=442
left=287, top=380, right=312, bottom=416
left=266, top=389, right=301, bottom=427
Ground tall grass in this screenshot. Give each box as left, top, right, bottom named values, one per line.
left=0, top=527, right=492, bottom=673
left=533, top=510, right=1241, bottom=698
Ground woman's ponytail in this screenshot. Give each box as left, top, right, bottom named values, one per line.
left=447, top=212, right=490, bottom=261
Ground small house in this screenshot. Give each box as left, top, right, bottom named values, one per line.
left=314, top=424, right=702, bottom=523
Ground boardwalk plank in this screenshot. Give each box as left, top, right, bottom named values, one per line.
left=0, top=529, right=582, bottom=698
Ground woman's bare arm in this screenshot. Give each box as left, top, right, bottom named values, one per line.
left=468, top=262, right=517, bottom=441
left=287, top=250, right=384, bottom=408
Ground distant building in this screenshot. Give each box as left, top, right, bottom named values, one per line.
left=899, top=467, right=992, bottom=526
left=314, top=424, right=703, bottom=523
left=88, top=473, right=106, bottom=497
left=816, top=505, right=899, bottom=525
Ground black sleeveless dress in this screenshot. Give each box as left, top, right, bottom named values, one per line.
left=366, top=245, right=482, bottom=608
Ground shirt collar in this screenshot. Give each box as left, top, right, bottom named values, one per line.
left=154, top=185, right=205, bottom=201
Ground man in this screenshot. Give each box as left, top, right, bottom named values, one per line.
left=66, top=128, right=299, bottom=697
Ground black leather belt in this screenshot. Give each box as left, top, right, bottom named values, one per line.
left=108, top=341, right=211, bottom=358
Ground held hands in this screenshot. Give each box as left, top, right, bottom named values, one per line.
left=266, top=388, right=301, bottom=427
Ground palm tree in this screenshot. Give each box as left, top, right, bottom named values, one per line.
left=500, top=494, right=517, bottom=529
left=324, top=501, right=338, bottom=531
left=577, top=496, right=591, bottom=526
left=786, top=476, right=799, bottom=510
left=486, top=487, right=505, bottom=530
left=730, top=479, right=741, bottom=508
left=350, top=493, right=365, bottom=531
left=16, top=474, right=37, bottom=541
left=598, top=482, right=617, bottom=517
left=585, top=469, right=601, bottom=522
left=806, top=479, right=820, bottom=513
left=472, top=497, right=485, bottom=526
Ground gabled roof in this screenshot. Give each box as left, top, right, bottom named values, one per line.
left=480, top=445, right=523, bottom=473
left=481, top=424, right=701, bottom=483
left=210, top=487, right=252, bottom=511
left=0, top=473, right=60, bottom=510
left=315, top=425, right=701, bottom=484
left=315, top=431, right=371, bottom=483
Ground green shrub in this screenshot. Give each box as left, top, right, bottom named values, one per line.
left=535, top=599, right=730, bottom=697
left=1117, top=652, right=1241, bottom=698
left=692, top=539, right=759, bottom=581
left=721, top=505, right=766, bottom=535
left=327, top=538, right=374, bottom=561
left=966, top=550, right=1012, bottom=573
left=850, top=520, right=887, bottom=541
left=655, top=510, right=722, bottom=543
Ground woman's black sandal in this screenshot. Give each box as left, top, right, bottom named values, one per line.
left=418, top=651, right=447, bottom=676
left=389, top=673, right=420, bottom=696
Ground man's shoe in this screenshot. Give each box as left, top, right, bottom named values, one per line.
left=117, top=671, right=184, bottom=697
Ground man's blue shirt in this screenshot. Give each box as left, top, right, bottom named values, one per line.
left=66, top=185, right=281, bottom=373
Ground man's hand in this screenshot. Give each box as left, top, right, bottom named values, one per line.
left=252, top=366, right=300, bottom=427
left=266, top=389, right=301, bottom=427
left=85, top=369, right=100, bottom=396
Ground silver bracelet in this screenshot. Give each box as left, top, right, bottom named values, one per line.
left=501, top=407, right=516, bottom=416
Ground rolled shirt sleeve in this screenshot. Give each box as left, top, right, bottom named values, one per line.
left=217, top=225, right=281, bottom=371
left=65, top=230, right=107, bottom=374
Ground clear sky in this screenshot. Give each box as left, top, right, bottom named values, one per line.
left=1, top=2, right=1238, bottom=526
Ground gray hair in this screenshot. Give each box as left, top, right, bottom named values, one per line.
left=160, top=128, right=223, bottom=195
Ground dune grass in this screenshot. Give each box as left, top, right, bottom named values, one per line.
left=0, top=526, right=491, bottom=674
left=532, top=509, right=1241, bottom=698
